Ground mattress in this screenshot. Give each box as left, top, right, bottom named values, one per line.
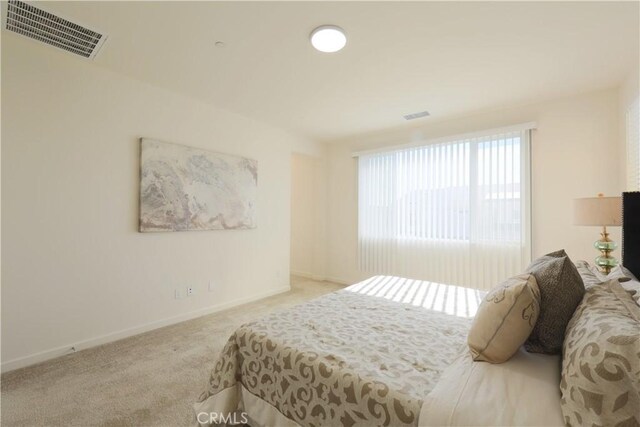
left=195, top=276, right=482, bottom=426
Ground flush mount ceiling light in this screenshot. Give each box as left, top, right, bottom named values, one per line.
left=310, top=25, right=346, bottom=53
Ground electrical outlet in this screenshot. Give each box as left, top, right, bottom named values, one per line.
left=187, top=286, right=194, bottom=297
left=208, top=281, right=215, bottom=292
left=175, top=289, right=183, bottom=299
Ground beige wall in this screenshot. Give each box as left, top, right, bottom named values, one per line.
left=1, top=35, right=323, bottom=371
left=290, top=153, right=327, bottom=279
left=2, top=31, right=633, bottom=371
left=325, top=88, right=624, bottom=284
left=619, top=67, right=640, bottom=190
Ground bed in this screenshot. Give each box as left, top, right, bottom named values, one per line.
left=195, top=192, right=639, bottom=427
left=194, top=277, right=566, bottom=426
left=195, top=277, right=482, bottom=426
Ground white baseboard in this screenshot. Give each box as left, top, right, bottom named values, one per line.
left=324, top=276, right=353, bottom=285
left=290, top=270, right=327, bottom=281
left=1, top=285, right=291, bottom=373
left=290, top=270, right=352, bottom=286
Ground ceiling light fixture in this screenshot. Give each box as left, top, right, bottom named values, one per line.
left=310, top=25, right=346, bottom=53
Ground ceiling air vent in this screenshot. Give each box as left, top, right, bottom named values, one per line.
left=3, top=0, right=107, bottom=59
left=403, top=111, right=431, bottom=121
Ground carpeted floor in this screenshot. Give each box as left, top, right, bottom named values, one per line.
left=1, top=276, right=344, bottom=427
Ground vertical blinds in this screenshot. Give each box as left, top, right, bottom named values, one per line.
left=358, top=129, right=531, bottom=291
left=627, top=98, right=640, bottom=190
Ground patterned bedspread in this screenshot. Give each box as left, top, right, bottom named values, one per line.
left=196, top=277, right=478, bottom=426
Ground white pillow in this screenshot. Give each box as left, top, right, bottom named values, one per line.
left=420, top=348, right=564, bottom=426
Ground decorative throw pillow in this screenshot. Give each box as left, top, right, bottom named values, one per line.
left=600, top=265, right=635, bottom=282
left=575, top=260, right=607, bottom=289
left=575, top=261, right=639, bottom=305
left=524, top=250, right=585, bottom=354
left=560, top=280, right=640, bottom=427
left=620, top=265, right=640, bottom=282
left=468, top=273, right=540, bottom=363
left=621, top=280, right=640, bottom=306
left=581, top=260, right=634, bottom=284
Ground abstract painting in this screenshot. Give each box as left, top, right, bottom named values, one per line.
left=139, top=138, right=257, bottom=232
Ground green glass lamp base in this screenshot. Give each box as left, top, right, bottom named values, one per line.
left=594, top=235, right=617, bottom=275
left=595, top=255, right=617, bottom=270
left=594, top=240, right=617, bottom=251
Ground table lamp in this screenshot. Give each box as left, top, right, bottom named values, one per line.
left=573, top=194, right=622, bottom=274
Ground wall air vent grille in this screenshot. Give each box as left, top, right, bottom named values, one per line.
left=403, top=111, right=431, bottom=121
left=3, top=0, right=106, bottom=59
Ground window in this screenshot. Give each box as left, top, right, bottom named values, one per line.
left=357, top=127, right=532, bottom=290
left=627, top=98, right=640, bottom=190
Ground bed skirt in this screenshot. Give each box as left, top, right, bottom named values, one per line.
left=194, top=384, right=299, bottom=427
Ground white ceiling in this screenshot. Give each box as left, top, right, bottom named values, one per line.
left=25, top=1, right=640, bottom=142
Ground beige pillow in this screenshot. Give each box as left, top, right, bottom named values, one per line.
left=468, top=273, right=540, bottom=363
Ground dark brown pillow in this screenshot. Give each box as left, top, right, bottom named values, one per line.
left=524, top=250, right=585, bottom=354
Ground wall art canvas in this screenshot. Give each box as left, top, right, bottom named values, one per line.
left=139, top=138, right=257, bottom=232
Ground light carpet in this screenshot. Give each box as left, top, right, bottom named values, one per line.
left=1, top=276, right=344, bottom=426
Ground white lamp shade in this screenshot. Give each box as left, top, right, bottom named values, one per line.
left=573, top=196, right=622, bottom=226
